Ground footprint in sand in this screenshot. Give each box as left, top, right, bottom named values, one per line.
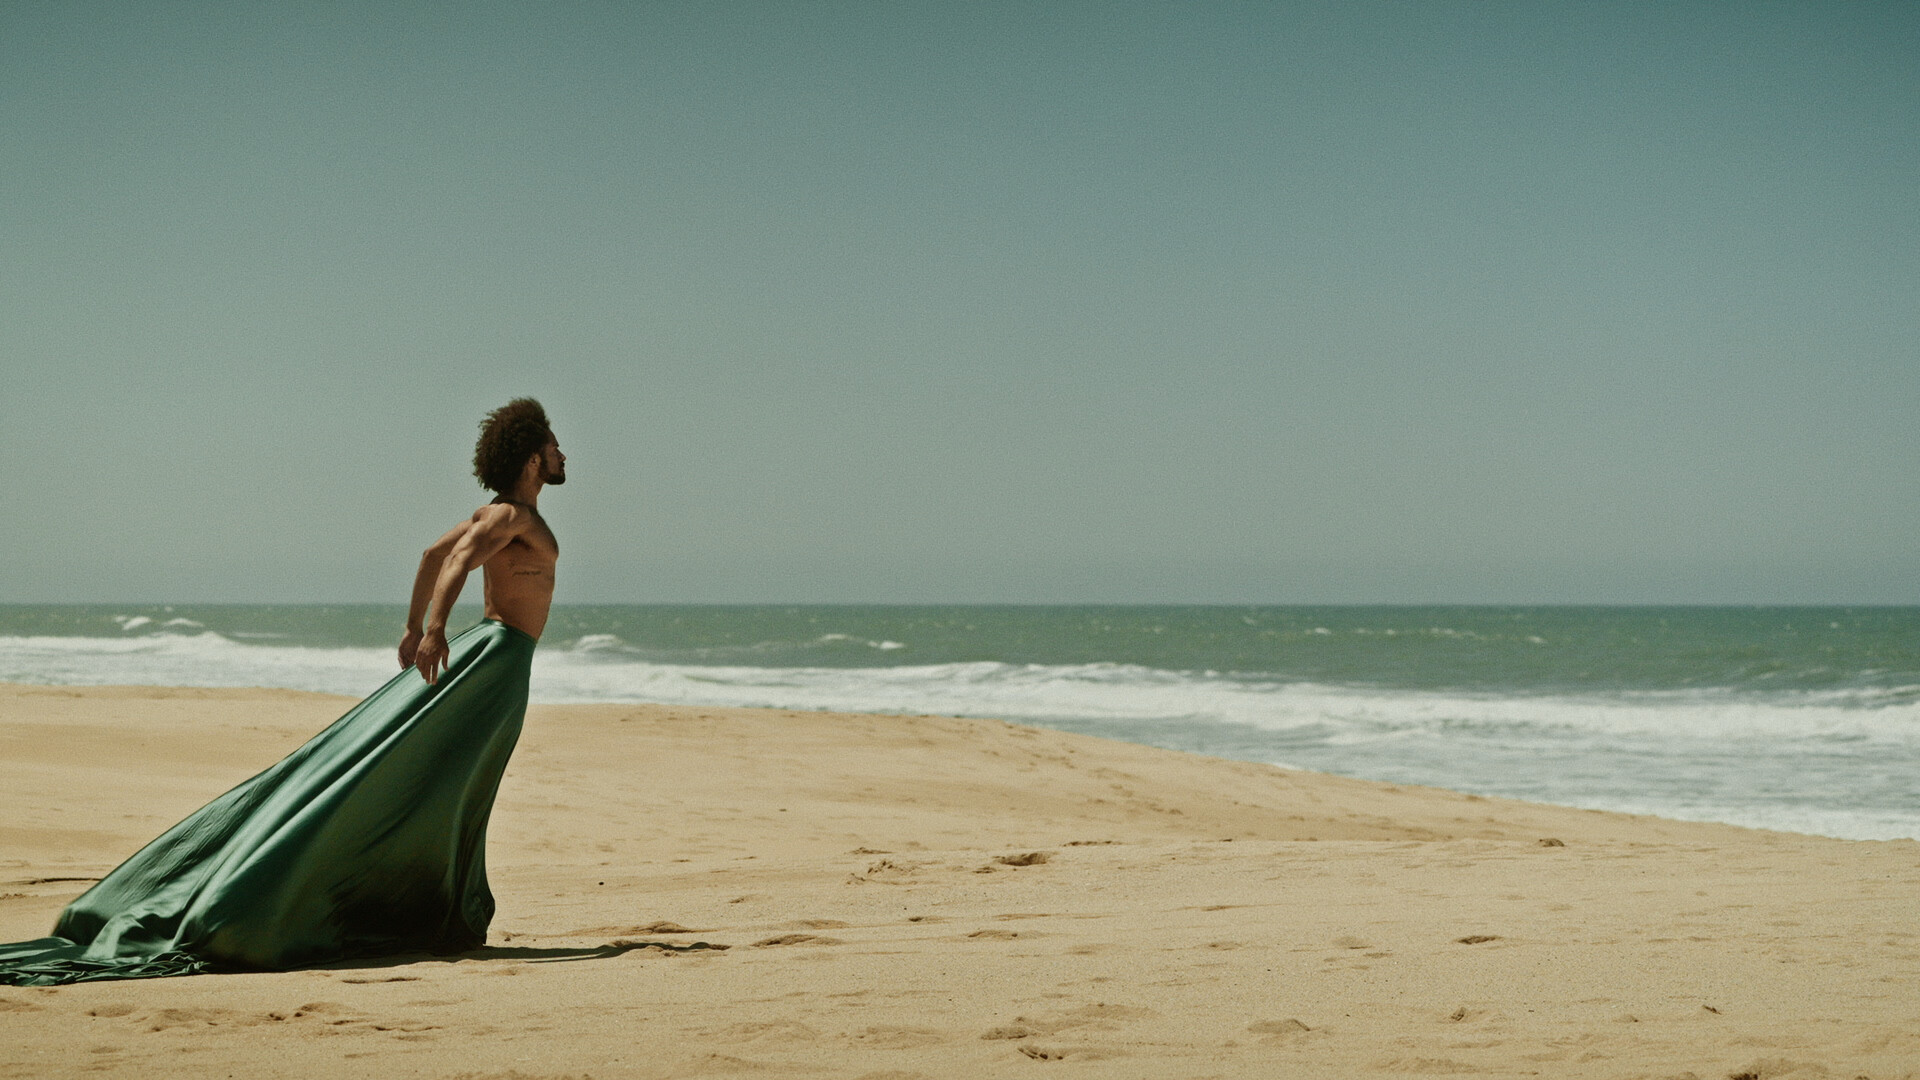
left=1248, top=1018, right=1319, bottom=1045
left=983, top=1008, right=1119, bottom=1049
left=1455, top=935, right=1500, bottom=945
left=568, top=920, right=710, bottom=936
left=1376, top=1056, right=1488, bottom=1073
left=669, top=1055, right=787, bottom=1075
left=368, top=1018, right=439, bottom=1036
left=860, top=859, right=923, bottom=881
left=751, top=933, right=842, bottom=947
left=290, top=1002, right=360, bottom=1022
left=610, top=939, right=730, bottom=951
left=1016, top=1044, right=1112, bottom=1061
left=448, top=1069, right=603, bottom=1080
left=846, top=1026, right=948, bottom=1049
left=714, top=1020, right=822, bottom=1045
left=967, top=929, right=1021, bottom=940
left=994, top=851, right=1053, bottom=866
left=139, top=1006, right=259, bottom=1031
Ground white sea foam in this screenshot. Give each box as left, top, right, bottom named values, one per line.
left=1562, top=798, right=1920, bottom=844
left=816, top=633, right=907, bottom=650
left=4, top=632, right=1915, bottom=840
left=4, top=633, right=1911, bottom=743
left=0, top=633, right=396, bottom=696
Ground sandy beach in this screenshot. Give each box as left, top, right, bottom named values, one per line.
left=1, top=682, right=1914, bottom=1079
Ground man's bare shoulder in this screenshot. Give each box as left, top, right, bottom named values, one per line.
left=469, top=501, right=535, bottom=532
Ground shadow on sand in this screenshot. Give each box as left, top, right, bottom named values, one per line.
left=311, top=938, right=730, bottom=976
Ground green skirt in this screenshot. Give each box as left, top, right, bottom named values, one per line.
left=0, top=620, right=534, bottom=986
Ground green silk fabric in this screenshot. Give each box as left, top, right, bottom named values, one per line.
left=0, top=620, right=533, bottom=986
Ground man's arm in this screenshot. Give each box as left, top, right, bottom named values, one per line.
left=411, top=503, right=533, bottom=684
left=398, top=521, right=472, bottom=669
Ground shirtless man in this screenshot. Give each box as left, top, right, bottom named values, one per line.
left=0, top=398, right=571, bottom=986
left=400, top=398, right=566, bottom=683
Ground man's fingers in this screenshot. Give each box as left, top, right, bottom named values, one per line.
left=411, top=630, right=453, bottom=685
left=418, top=645, right=447, bottom=684
left=398, top=631, right=423, bottom=670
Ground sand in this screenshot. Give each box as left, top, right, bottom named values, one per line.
left=1, top=682, right=1915, bottom=1079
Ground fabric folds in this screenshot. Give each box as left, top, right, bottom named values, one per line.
left=0, top=620, right=534, bottom=986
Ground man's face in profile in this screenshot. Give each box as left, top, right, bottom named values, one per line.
left=541, top=437, right=566, bottom=486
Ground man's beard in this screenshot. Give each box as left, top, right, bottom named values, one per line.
left=545, top=466, right=566, bottom=485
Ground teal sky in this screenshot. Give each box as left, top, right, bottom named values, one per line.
left=4, top=2, right=1916, bottom=604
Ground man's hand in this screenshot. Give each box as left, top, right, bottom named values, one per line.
left=414, top=628, right=451, bottom=685
left=398, top=628, right=423, bottom=669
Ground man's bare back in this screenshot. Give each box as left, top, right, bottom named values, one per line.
left=400, top=427, right=566, bottom=683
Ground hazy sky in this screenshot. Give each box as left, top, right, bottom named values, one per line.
left=4, top=2, right=1915, bottom=604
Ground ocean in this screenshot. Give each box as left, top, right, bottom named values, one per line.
left=2, top=604, right=1914, bottom=842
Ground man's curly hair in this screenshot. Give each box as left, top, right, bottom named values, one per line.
left=473, top=398, right=553, bottom=494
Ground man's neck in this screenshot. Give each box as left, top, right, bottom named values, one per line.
left=499, top=480, right=542, bottom=510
